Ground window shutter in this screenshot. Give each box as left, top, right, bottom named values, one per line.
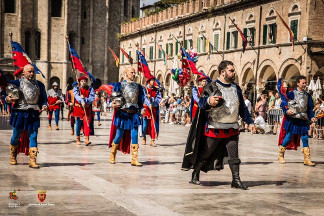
left=143, top=48, right=145, bottom=55
left=122, top=53, right=124, bottom=64
left=226, top=32, right=230, bottom=50
left=170, top=43, right=173, bottom=56
left=158, top=46, right=162, bottom=59
left=202, top=37, right=206, bottom=52
left=251, top=27, right=255, bottom=46
left=197, top=37, right=200, bottom=53
left=175, top=42, right=178, bottom=54
left=243, top=28, right=248, bottom=38
left=149, top=46, right=153, bottom=59
left=214, top=34, right=219, bottom=51
left=166, top=44, right=169, bottom=55
left=272, top=24, right=277, bottom=44
left=184, top=40, right=188, bottom=49
left=263, top=25, right=267, bottom=45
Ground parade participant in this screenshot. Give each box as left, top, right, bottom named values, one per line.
left=47, top=82, right=64, bottom=130
left=65, top=82, right=77, bottom=135
left=108, top=66, right=145, bottom=166
left=142, top=75, right=161, bottom=147
left=190, top=74, right=212, bottom=121
left=277, top=76, right=316, bottom=166
left=92, top=90, right=102, bottom=126
left=182, top=60, right=255, bottom=189
left=5, top=64, right=47, bottom=168
left=73, top=76, right=95, bottom=146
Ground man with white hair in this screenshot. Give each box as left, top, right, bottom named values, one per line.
left=5, top=64, right=47, bottom=168
left=47, top=82, right=64, bottom=130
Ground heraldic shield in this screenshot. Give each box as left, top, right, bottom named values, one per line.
left=38, top=190, right=46, bottom=202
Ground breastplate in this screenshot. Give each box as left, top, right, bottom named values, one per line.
left=288, top=90, right=308, bottom=120
left=207, top=82, right=240, bottom=129
left=16, top=78, right=40, bottom=110
left=121, top=81, right=139, bottom=109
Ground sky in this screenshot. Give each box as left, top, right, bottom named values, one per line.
left=140, top=0, right=159, bottom=7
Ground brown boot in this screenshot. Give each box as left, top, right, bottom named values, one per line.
left=142, top=137, right=146, bottom=145
left=302, top=147, right=316, bottom=166
left=71, top=127, right=74, bottom=135
left=131, top=144, right=142, bottom=167
left=109, top=142, right=119, bottom=164
left=9, top=144, right=18, bottom=165
left=98, top=121, right=101, bottom=126
left=85, top=136, right=91, bottom=146
left=76, top=136, right=81, bottom=145
left=278, top=145, right=286, bottom=164
left=29, top=147, right=39, bottom=168
left=55, top=125, right=59, bottom=130
left=48, top=124, right=52, bottom=130
left=150, top=139, right=157, bottom=147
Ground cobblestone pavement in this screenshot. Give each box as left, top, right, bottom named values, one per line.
left=0, top=113, right=323, bottom=215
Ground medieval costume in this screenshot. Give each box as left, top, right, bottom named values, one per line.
left=6, top=75, right=47, bottom=168
left=47, top=82, right=64, bottom=130
left=108, top=80, right=145, bottom=166
left=73, top=76, right=95, bottom=146
left=92, top=90, right=102, bottom=126
left=277, top=78, right=316, bottom=166
left=142, top=75, right=161, bottom=147
left=190, top=75, right=212, bottom=121
left=182, top=78, right=253, bottom=189
left=65, top=82, right=77, bottom=135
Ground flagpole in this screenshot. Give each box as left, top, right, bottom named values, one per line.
left=65, top=36, right=89, bottom=127
left=9, top=32, right=17, bottom=72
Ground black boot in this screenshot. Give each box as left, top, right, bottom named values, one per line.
left=190, top=161, right=204, bottom=185
left=228, top=159, right=248, bottom=190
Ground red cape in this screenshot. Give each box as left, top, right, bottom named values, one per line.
left=143, top=106, right=158, bottom=139
left=108, top=110, right=131, bottom=154
left=17, top=130, right=29, bottom=156
left=278, top=115, right=300, bottom=150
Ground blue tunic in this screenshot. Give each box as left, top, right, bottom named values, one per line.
left=113, top=80, right=145, bottom=130
left=8, top=79, right=47, bottom=131
left=281, top=89, right=314, bottom=135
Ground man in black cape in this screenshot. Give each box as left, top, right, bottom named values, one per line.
left=182, top=60, right=255, bottom=190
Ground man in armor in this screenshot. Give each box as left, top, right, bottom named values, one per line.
left=142, top=75, right=161, bottom=147
left=108, top=66, right=145, bottom=166
left=182, top=60, right=255, bottom=190
left=47, top=82, right=64, bottom=130
left=73, top=76, right=95, bottom=146
left=277, top=76, right=316, bottom=166
left=190, top=73, right=212, bottom=121
left=5, top=64, right=47, bottom=168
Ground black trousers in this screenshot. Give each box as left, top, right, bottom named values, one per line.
left=197, top=135, right=239, bottom=163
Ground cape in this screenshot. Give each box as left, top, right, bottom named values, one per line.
left=278, top=115, right=301, bottom=150
left=108, top=110, right=131, bottom=154
left=181, top=108, right=227, bottom=173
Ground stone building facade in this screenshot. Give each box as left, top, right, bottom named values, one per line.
left=0, top=0, right=140, bottom=90
left=119, top=0, right=324, bottom=101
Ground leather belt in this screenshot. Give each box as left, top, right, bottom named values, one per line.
left=121, top=109, right=138, bottom=114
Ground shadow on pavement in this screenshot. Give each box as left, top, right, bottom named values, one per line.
left=41, top=162, right=95, bottom=167
left=120, top=160, right=181, bottom=165
left=200, top=180, right=287, bottom=187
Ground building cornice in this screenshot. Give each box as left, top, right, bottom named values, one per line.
left=120, top=0, right=278, bottom=41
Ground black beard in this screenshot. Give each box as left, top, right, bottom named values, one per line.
left=224, top=74, right=235, bottom=82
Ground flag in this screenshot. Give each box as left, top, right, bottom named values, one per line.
left=10, top=41, right=45, bottom=78
left=230, top=18, right=248, bottom=52
left=137, top=50, right=151, bottom=79
left=180, top=48, right=203, bottom=76
left=68, top=44, right=87, bottom=76
left=119, top=46, right=133, bottom=64
left=86, top=70, right=96, bottom=83
left=108, top=46, right=119, bottom=67
left=275, top=10, right=295, bottom=47
left=156, top=42, right=167, bottom=65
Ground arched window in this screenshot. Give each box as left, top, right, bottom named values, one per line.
left=35, top=31, right=41, bottom=60
left=25, top=31, right=31, bottom=56
left=4, top=0, right=15, bottom=13
left=51, top=0, right=62, bottom=17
